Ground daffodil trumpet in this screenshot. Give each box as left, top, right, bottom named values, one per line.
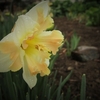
left=0, top=1, right=64, bottom=88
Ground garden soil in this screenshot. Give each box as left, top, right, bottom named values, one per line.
left=53, top=17, right=100, bottom=100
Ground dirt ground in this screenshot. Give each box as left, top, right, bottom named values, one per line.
left=53, top=17, right=100, bottom=100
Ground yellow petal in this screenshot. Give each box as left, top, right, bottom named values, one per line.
left=25, top=48, right=50, bottom=76
left=37, top=30, right=64, bottom=54
left=0, top=41, right=23, bottom=71
left=23, top=57, right=37, bottom=89
left=26, top=1, right=50, bottom=22
left=38, top=15, right=54, bottom=31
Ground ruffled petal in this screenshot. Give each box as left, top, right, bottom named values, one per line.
left=37, top=30, right=64, bottom=54
left=23, top=57, right=37, bottom=89
left=25, top=47, right=50, bottom=76
left=12, top=15, right=39, bottom=45
left=26, top=1, right=50, bottom=22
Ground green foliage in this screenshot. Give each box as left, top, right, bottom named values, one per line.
left=50, top=0, right=100, bottom=26
left=50, top=0, right=63, bottom=17
left=66, top=33, right=81, bottom=57
left=66, top=1, right=100, bottom=26
left=0, top=67, right=73, bottom=100
left=84, top=1, right=100, bottom=9
left=85, top=7, right=100, bottom=26
left=50, top=0, right=72, bottom=17
left=0, top=69, right=87, bottom=100
left=68, top=2, right=86, bottom=14
left=51, top=0, right=86, bottom=18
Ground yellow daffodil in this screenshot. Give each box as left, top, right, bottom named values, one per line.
left=0, top=1, right=64, bottom=88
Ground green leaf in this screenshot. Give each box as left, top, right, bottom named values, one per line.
left=80, top=74, right=86, bottom=100
left=49, top=53, right=59, bottom=70
left=47, top=87, right=51, bottom=100
left=61, top=70, right=73, bottom=87
left=26, top=92, right=30, bottom=100
left=5, top=72, right=17, bottom=100
left=65, top=87, right=71, bottom=100
left=56, top=76, right=63, bottom=100
left=51, top=70, right=73, bottom=99
left=60, top=93, right=64, bottom=100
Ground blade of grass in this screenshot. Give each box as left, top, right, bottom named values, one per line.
left=60, top=70, right=73, bottom=87
left=56, top=76, right=62, bottom=100
left=13, top=82, right=18, bottom=100
left=60, top=93, right=64, bottom=100
left=51, top=70, right=73, bottom=99
left=80, top=74, right=86, bottom=100
left=5, top=72, right=17, bottom=100
left=49, top=53, right=59, bottom=70
left=48, top=87, right=51, bottom=100
left=65, top=87, right=71, bottom=100
left=26, top=92, right=30, bottom=100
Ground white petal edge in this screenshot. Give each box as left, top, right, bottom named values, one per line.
left=23, top=57, right=37, bottom=89
left=0, top=51, right=13, bottom=72
left=26, top=1, right=50, bottom=21
left=1, top=33, right=14, bottom=42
